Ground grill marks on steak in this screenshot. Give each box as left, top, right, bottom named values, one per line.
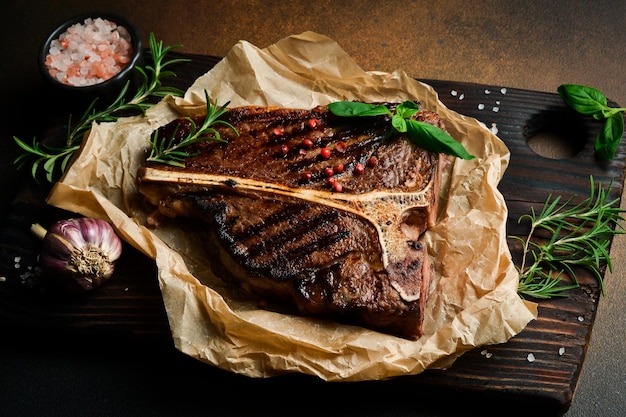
left=137, top=103, right=445, bottom=339
left=193, top=193, right=381, bottom=281
left=157, top=190, right=429, bottom=339
left=157, top=105, right=439, bottom=194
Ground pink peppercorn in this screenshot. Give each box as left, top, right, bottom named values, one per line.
left=335, top=141, right=347, bottom=153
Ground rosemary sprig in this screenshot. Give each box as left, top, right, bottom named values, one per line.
left=13, top=33, right=190, bottom=183
left=513, top=176, right=625, bottom=299
left=147, top=91, right=238, bottom=166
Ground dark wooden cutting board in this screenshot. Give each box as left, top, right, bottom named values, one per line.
left=1, top=52, right=624, bottom=416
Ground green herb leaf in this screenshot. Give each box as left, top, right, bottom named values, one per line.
left=557, top=84, right=609, bottom=117
left=406, top=120, right=475, bottom=159
left=395, top=101, right=420, bottom=119
left=514, top=176, right=625, bottom=299
left=327, top=101, right=391, bottom=117
left=594, top=111, right=625, bottom=160
left=557, top=83, right=626, bottom=161
left=328, top=100, right=475, bottom=160
left=392, top=101, right=420, bottom=133
left=147, top=91, right=238, bottom=166
left=392, top=114, right=407, bottom=133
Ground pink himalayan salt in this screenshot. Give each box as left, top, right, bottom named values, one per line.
left=45, top=17, right=133, bottom=87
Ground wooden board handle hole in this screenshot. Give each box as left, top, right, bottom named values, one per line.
left=524, top=108, right=587, bottom=160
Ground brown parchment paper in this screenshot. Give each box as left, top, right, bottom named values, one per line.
left=46, top=32, right=537, bottom=381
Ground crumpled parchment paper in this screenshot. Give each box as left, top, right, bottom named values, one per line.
left=46, top=31, right=537, bottom=381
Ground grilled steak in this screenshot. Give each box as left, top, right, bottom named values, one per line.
left=137, top=103, right=445, bottom=339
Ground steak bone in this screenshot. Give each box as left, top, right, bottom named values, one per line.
left=139, top=165, right=440, bottom=302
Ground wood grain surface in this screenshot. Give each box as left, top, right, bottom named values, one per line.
left=1, top=52, right=624, bottom=416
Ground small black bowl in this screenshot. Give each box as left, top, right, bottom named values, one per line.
left=38, top=12, right=143, bottom=106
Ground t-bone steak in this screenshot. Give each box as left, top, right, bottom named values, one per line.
left=136, top=103, right=447, bottom=340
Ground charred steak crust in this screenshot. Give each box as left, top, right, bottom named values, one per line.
left=137, top=103, right=445, bottom=340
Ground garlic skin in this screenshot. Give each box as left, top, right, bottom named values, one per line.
left=39, top=218, right=123, bottom=292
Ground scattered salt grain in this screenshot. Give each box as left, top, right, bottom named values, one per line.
left=527, top=353, right=536, bottom=362
left=458, top=93, right=464, bottom=100
left=578, top=316, right=584, bottom=322
left=492, top=106, right=499, bottom=112
left=451, top=90, right=458, bottom=96
left=478, top=103, right=485, bottom=110
left=480, top=349, right=493, bottom=358
left=490, top=123, right=499, bottom=134
left=45, top=17, right=134, bottom=87
left=0, top=276, right=6, bottom=282
left=559, top=347, right=566, bottom=356
left=485, top=89, right=491, bottom=94
left=501, top=88, right=507, bottom=95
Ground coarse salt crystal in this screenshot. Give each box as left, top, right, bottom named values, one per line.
left=458, top=93, right=464, bottom=100
left=501, top=88, right=507, bottom=94
left=451, top=90, right=458, bottom=96
left=578, top=316, right=584, bottom=322
left=559, top=347, right=566, bottom=356
left=485, top=89, right=491, bottom=94
left=492, top=106, right=499, bottom=112
left=45, top=17, right=133, bottom=87
left=490, top=123, right=499, bottom=134
left=0, top=276, right=6, bottom=282
left=478, top=103, right=485, bottom=110
left=527, top=353, right=536, bottom=362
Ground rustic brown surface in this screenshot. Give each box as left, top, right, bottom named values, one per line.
left=1, top=51, right=624, bottom=417
left=2, top=2, right=626, bottom=417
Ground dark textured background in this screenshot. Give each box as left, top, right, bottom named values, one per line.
left=1, top=1, right=625, bottom=416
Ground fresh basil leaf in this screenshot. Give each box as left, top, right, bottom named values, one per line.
left=406, top=120, right=475, bottom=160
left=595, top=112, right=625, bottom=160
left=328, top=101, right=391, bottom=117
left=594, top=109, right=614, bottom=121
left=392, top=114, right=407, bottom=132
left=395, top=101, right=420, bottom=119
left=557, top=84, right=609, bottom=116
left=328, top=100, right=475, bottom=160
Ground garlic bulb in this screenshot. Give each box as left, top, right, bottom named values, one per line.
left=32, top=218, right=123, bottom=292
